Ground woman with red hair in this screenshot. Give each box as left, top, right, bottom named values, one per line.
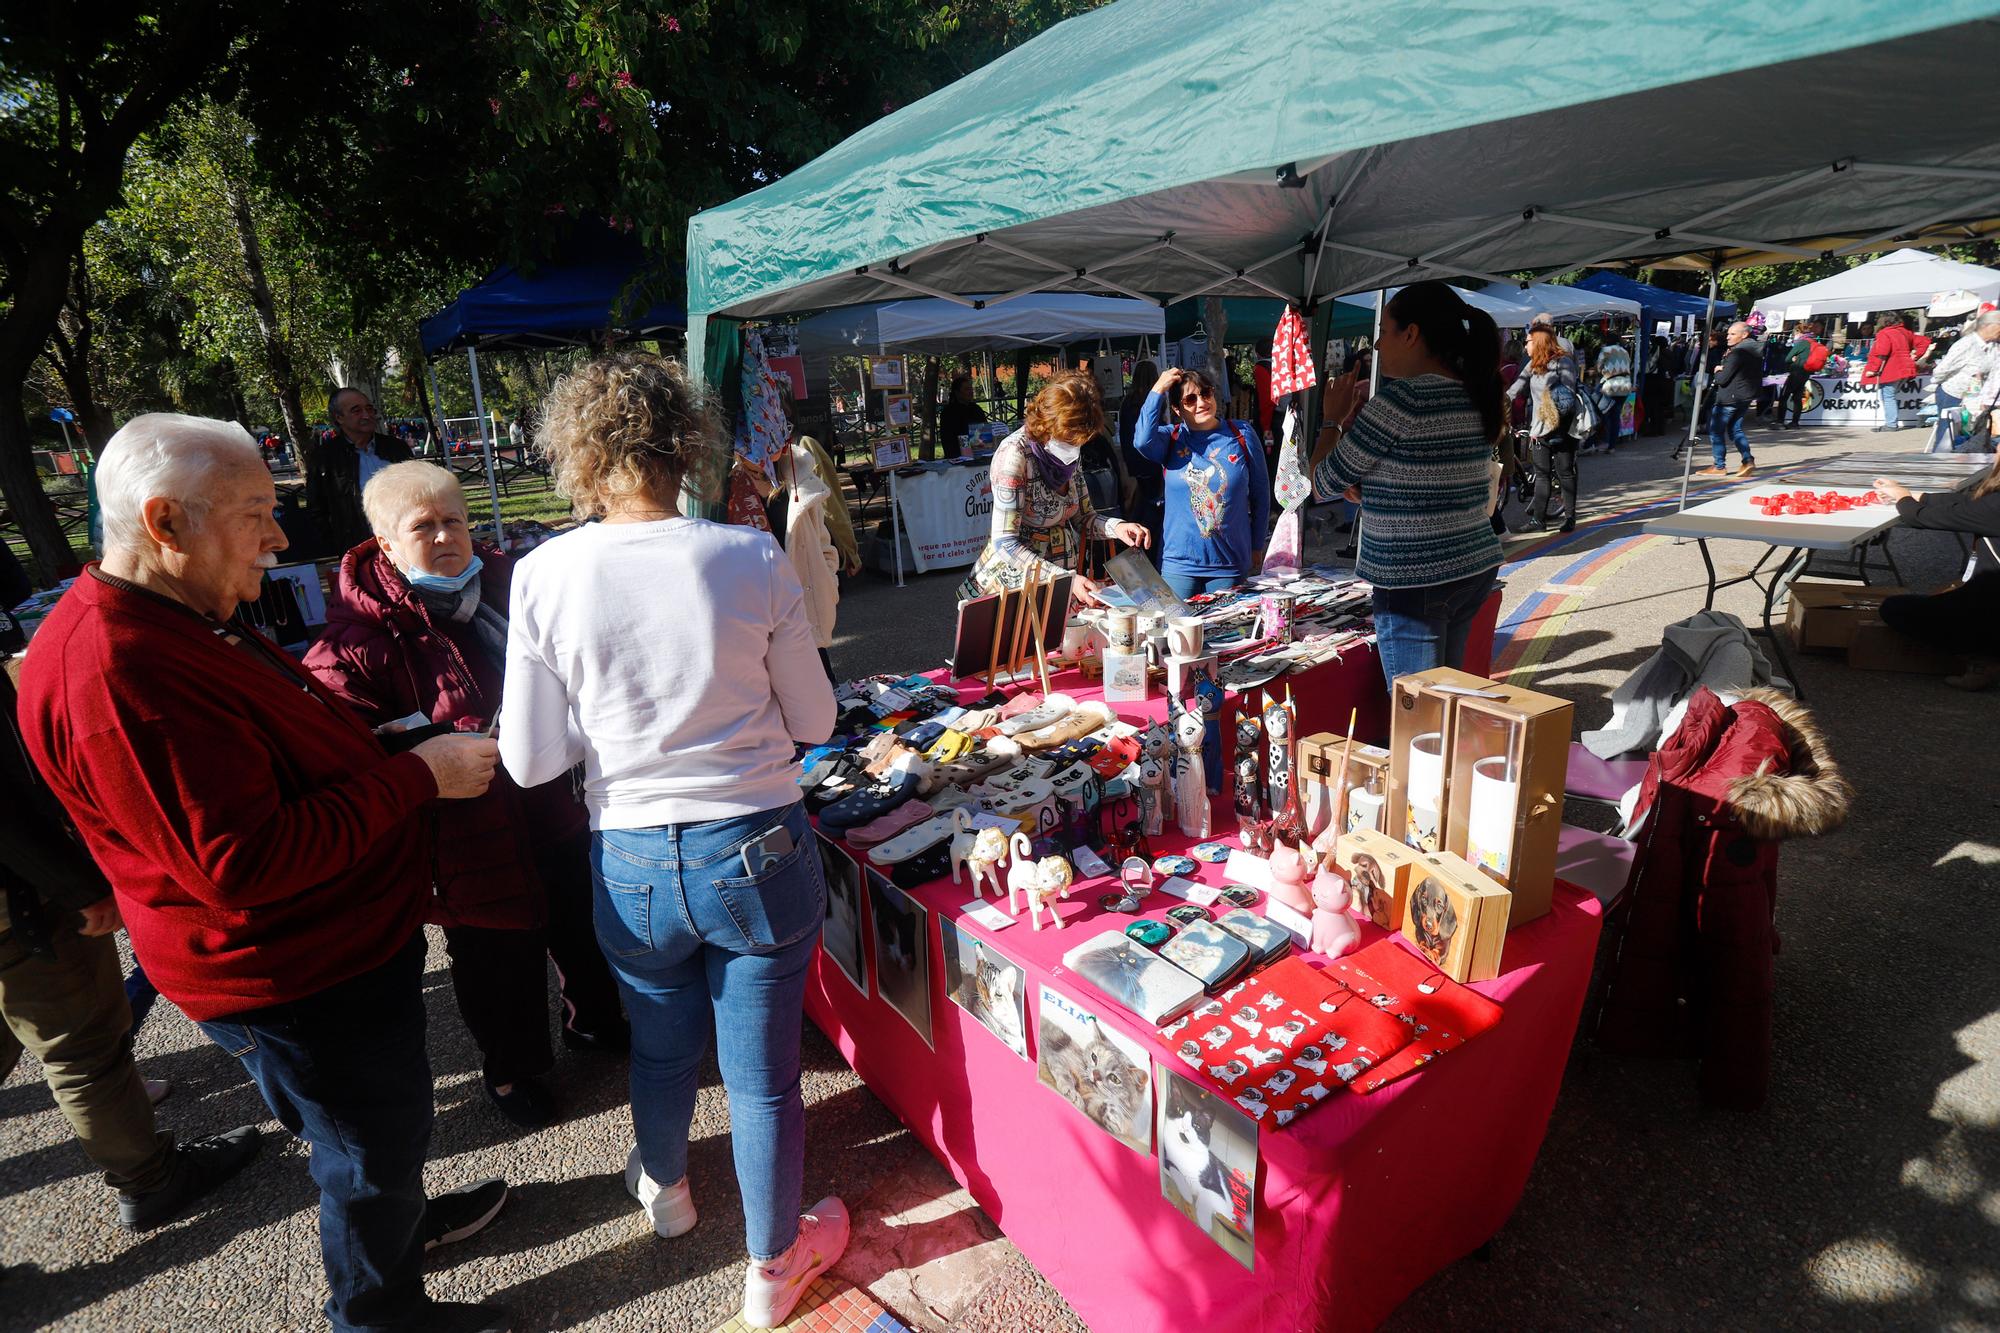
left=960, top=370, right=1149, bottom=604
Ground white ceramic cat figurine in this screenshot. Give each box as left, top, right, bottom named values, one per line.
left=965, top=826, right=1010, bottom=900
left=946, top=807, right=980, bottom=885
left=1004, top=831, right=1040, bottom=916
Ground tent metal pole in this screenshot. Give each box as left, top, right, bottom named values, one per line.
left=1346, top=214, right=1529, bottom=295
left=1675, top=265, right=1721, bottom=516
left=1320, top=240, right=1515, bottom=289
left=890, top=468, right=905, bottom=589
left=465, top=347, right=504, bottom=536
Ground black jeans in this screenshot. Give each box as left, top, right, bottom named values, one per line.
left=197, top=935, right=433, bottom=1331
left=1778, top=368, right=1811, bottom=426
left=1529, top=439, right=1579, bottom=526
left=1879, top=574, right=2000, bottom=657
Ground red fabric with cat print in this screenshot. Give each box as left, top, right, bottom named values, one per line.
left=1325, top=938, right=1505, bottom=1094
left=1157, top=956, right=1408, bottom=1128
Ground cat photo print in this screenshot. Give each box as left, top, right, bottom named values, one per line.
left=867, top=869, right=934, bottom=1047
left=941, top=918, right=1029, bottom=1059
left=818, top=833, right=870, bottom=996
left=1036, top=985, right=1154, bottom=1155
left=1155, top=1065, right=1258, bottom=1269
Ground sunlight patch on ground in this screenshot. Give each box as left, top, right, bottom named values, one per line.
left=1805, top=1237, right=1934, bottom=1303
left=1934, top=841, right=2000, bottom=871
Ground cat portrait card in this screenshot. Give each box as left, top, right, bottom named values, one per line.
left=817, top=833, right=870, bottom=997
left=1036, top=984, right=1154, bottom=1156
left=940, top=918, right=1029, bottom=1059
left=1155, top=1065, right=1257, bottom=1270
left=866, top=869, right=934, bottom=1049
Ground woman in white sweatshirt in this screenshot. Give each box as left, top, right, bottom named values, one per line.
left=496, top=353, right=846, bottom=1331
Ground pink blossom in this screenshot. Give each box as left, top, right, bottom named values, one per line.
left=544, top=203, right=567, bottom=216
left=666, top=15, right=681, bottom=32
left=565, top=73, right=581, bottom=90
left=613, top=71, right=633, bottom=88
left=597, top=113, right=614, bottom=132
left=489, top=97, right=501, bottom=115
left=580, top=93, right=599, bottom=108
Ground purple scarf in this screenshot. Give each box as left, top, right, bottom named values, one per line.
left=1018, top=434, right=1080, bottom=490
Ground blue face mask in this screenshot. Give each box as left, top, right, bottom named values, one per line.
left=403, top=552, right=483, bottom=594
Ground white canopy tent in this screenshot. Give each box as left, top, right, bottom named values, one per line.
left=795, top=292, right=1164, bottom=360
left=1751, top=248, right=2000, bottom=318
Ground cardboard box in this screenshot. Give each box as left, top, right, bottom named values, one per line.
left=1335, top=828, right=1418, bottom=931
left=1786, top=581, right=1911, bottom=654
left=1442, top=686, right=1572, bottom=927
left=1846, top=619, right=1968, bottom=675
left=1297, top=731, right=1392, bottom=843
left=1402, top=849, right=1511, bottom=984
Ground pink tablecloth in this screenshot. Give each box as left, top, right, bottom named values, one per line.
left=805, top=592, right=1606, bottom=1332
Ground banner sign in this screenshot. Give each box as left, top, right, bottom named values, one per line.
left=895, top=465, right=992, bottom=573
left=1797, top=374, right=1929, bottom=426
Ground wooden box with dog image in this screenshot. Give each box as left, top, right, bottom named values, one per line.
left=1401, top=849, right=1511, bottom=984
left=1441, top=687, right=1571, bottom=927
left=1334, top=828, right=1419, bottom=931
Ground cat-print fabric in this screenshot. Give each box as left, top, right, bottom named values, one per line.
left=1157, top=956, right=1410, bottom=1127
left=1324, top=938, right=1504, bottom=1094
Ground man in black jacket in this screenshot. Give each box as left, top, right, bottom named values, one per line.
left=305, top=387, right=414, bottom=553
left=0, top=670, right=261, bottom=1231
left=1698, top=322, right=1760, bottom=480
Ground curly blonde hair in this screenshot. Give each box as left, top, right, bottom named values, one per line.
left=534, top=353, right=726, bottom=519
left=1024, top=369, right=1105, bottom=447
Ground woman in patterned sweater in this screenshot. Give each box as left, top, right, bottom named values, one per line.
left=1311, top=281, right=1506, bottom=688
left=961, top=371, right=1150, bottom=604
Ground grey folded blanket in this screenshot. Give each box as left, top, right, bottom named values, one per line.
left=1582, top=610, right=1785, bottom=759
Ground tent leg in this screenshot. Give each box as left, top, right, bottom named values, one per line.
left=424, top=363, right=449, bottom=457
left=890, top=468, right=905, bottom=589
left=1675, top=266, right=1721, bottom=518
left=466, top=348, right=504, bottom=538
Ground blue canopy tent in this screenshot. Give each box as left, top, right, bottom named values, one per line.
left=419, top=228, right=686, bottom=529
left=1573, top=271, right=1725, bottom=328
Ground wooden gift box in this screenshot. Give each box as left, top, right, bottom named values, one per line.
left=1335, top=828, right=1418, bottom=931
left=1387, top=667, right=1495, bottom=858
left=1442, top=686, right=1572, bottom=926
left=1401, top=849, right=1511, bottom=984
left=1297, top=732, right=1392, bottom=843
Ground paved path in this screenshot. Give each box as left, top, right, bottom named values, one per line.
left=4, top=419, right=1994, bottom=1331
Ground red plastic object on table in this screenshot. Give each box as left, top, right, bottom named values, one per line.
left=1751, top=489, right=1882, bottom=516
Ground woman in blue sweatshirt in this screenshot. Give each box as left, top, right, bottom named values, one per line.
left=1132, top=367, right=1272, bottom=598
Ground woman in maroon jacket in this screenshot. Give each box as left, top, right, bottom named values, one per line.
left=304, top=462, right=625, bottom=1127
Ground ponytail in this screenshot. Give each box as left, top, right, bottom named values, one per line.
left=1386, top=280, right=1505, bottom=443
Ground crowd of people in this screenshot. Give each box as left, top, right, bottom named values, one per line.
left=9, top=276, right=2000, bottom=1333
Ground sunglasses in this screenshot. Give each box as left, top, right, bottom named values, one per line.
left=1176, top=387, right=1214, bottom=404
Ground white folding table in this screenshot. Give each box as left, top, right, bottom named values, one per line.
left=1642, top=487, right=1904, bottom=698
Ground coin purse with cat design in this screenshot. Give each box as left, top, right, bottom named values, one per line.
left=1212, top=907, right=1292, bottom=967
left=1157, top=920, right=1253, bottom=993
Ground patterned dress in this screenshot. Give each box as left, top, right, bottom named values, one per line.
left=960, top=431, right=1116, bottom=600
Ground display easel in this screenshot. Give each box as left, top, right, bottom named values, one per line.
left=949, top=571, right=1072, bottom=692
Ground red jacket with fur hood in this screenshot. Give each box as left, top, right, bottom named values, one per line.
left=302, top=540, right=587, bottom=930
left=1596, top=687, right=1850, bottom=1110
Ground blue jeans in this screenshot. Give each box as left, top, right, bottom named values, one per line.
left=197, top=935, right=433, bottom=1332
left=1163, top=571, right=1242, bottom=599
left=1370, top=566, right=1500, bottom=689
left=1928, top=387, right=1963, bottom=453
left=1709, top=404, right=1752, bottom=468
left=592, top=801, right=825, bottom=1261
left=1878, top=384, right=1900, bottom=427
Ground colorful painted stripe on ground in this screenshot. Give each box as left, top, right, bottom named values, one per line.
left=1492, top=535, right=1666, bottom=683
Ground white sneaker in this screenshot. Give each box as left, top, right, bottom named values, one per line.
left=741, top=1196, right=850, bottom=1329
left=624, top=1144, right=697, bottom=1238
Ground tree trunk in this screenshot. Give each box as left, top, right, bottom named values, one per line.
left=1203, top=296, right=1230, bottom=392
left=0, top=237, right=82, bottom=583
left=42, top=251, right=116, bottom=455
left=226, top=177, right=311, bottom=452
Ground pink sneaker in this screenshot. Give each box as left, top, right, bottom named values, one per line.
left=740, top=1196, right=850, bottom=1329
left=624, top=1145, right=696, bottom=1238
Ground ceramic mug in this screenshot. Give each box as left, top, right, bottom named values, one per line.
left=1167, top=617, right=1205, bottom=658
left=1106, top=610, right=1138, bottom=652
left=1062, top=617, right=1096, bottom=659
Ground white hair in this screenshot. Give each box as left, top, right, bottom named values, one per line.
left=362, top=461, right=466, bottom=538
left=95, top=413, right=263, bottom=554
left=1977, top=310, right=2000, bottom=330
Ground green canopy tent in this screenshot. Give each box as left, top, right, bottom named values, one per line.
left=687, top=0, right=2000, bottom=509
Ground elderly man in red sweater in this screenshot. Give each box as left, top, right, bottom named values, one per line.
left=18, top=413, right=514, bottom=1333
